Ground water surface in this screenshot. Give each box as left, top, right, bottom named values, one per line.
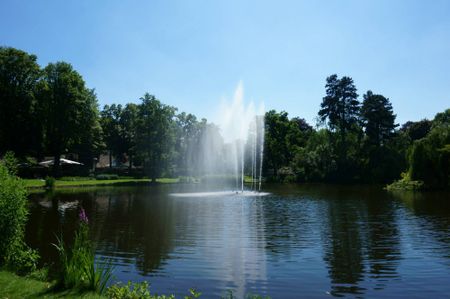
left=26, top=184, right=450, bottom=298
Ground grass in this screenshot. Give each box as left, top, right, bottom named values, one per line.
left=23, top=176, right=260, bottom=189
left=23, top=177, right=180, bottom=189
left=0, top=271, right=104, bottom=299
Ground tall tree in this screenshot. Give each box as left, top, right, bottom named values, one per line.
left=264, top=110, right=291, bottom=176
left=135, top=93, right=177, bottom=182
left=40, top=62, right=101, bottom=175
left=0, top=47, right=42, bottom=157
left=100, top=104, right=123, bottom=168
left=120, top=103, right=139, bottom=169
left=175, top=112, right=202, bottom=176
left=318, top=74, right=360, bottom=139
left=71, top=88, right=103, bottom=167
left=360, top=91, right=397, bottom=146
left=318, top=74, right=361, bottom=180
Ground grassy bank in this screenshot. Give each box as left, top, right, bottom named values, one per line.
left=24, top=176, right=260, bottom=190
left=23, top=178, right=179, bottom=189
left=0, top=271, right=103, bottom=299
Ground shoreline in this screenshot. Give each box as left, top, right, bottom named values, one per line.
left=23, top=178, right=180, bottom=190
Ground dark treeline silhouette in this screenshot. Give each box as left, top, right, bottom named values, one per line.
left=264, top=74, right=449, bottom=188
left=1, top=47, right=449, bottom=188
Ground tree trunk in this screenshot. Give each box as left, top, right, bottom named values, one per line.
left=109, top=150, right=112, bottom=169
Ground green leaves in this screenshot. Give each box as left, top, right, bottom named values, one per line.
left=135, top=93, right=177, bottom=181
left=0, top=161, right=38, bottom=274
left=40, top=62, right=102, bottom=172
left=319, top=74, right=360, bottom=134
left=0, top=47, right=42, bottom=156
left=361, top=90, right=397, bottom=146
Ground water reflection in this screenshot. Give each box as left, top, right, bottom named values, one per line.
left=26, top=185, right=450, bottom=298
left=322, top=198, right=366, bottom=296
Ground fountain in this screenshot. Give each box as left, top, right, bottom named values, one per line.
left=171, top=82, right=268, bottom=197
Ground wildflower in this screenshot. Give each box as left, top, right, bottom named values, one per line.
left=79, top=207, right=89, bottom=224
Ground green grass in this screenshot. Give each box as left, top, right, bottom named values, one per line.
left=0, top=271, right=104, bottom=298
left=23, top=178, right=180, bottom=189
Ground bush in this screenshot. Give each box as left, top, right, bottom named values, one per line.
left=1, top=151, right=18, bottom=175
left=96, top=174, right=119, bottom=180
left=0, top=162, right=38, bottom=274
left=385, top=172, right=424, bottom=191
left=59, top=176, right=94, bottom=181
left=45, top=176, right=56, bottom=189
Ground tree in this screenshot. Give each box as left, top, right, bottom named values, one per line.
left=264, top=110, right=291, bottom=177
left=408, top=109, right=450, bottom=188
left=71, top=89, right=103, bottom=167
left=401, top=119, right=432, bottom=141
left=318, top=74, right=360, bottom=139
left=175, top=112, right=202, bottom=176
left=100, top=104, right=123, bottom=168
left=287, top=117, right=313, bottom=151
left=135, top=93, right=177, bottom=182
left=40, top=62, right=102, bottom=175
left=318, top=74, right=361, bottom=180
left=120, top=103, right=139, bottom=169
left=360, top=91, right=397, bottom=146
left=0, top=47, right=42, bottom=157
left=291, top=129, right=337, bottom=181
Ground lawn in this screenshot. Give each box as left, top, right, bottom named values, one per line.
left=23, top=177, right=179, bottom=189
left=0, top=271, right=104, bottom=299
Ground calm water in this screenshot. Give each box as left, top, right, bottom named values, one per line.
left=26, top=184, right=450, bottom=298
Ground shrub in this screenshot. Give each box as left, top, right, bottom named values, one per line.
left=0, top=162, right=38, bottom=274
left=45, top=176, right=56, bottom=189
left=96, top=174, right=119, bottom=180
left=60, top=176, right=94, bottom=181
left=385, top=172, right=424, bottom=191
left=1, top=151, right=18, bottom=175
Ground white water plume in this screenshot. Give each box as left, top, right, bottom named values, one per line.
left=187, top=82, right=265, bottom=192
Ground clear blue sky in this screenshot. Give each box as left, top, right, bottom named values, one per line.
left=1, top=0, right=449, bottom=125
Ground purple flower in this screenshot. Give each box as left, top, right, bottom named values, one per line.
left=79, top=208, right=89, bottom=224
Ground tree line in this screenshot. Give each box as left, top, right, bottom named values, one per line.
left=0, top=47, right=217, bottom=180
left=0, top=47, right=448, bottom=188
left=264, top=75, right=449, bottom=188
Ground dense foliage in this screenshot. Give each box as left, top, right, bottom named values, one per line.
left=0, top=156, right=38, bottom=274
left=0, top=47, right=449, bottom=188
left=264, top=75, right=448, bottom=187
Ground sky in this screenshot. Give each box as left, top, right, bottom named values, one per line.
left=1, top=0, right=449, bottom=125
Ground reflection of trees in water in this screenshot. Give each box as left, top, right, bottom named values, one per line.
left=91, top=188, right=175, bottom=275
left=322, top=198, right=366, bottom=297
left=364, top=198, right=401, bottom=286
left=390, top=191, right=450, bottom=263
left=26, top=191, right=94, bottom=266
left=27, top=186, right=450, bottom=297
left=27, top=188, right=175, bottom=275
left=318, top=187, right=401, bottom=297
left=260, top=198, right=315, bottom=257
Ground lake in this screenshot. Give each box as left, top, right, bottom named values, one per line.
left=26, top=184, right=450, bottom=298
